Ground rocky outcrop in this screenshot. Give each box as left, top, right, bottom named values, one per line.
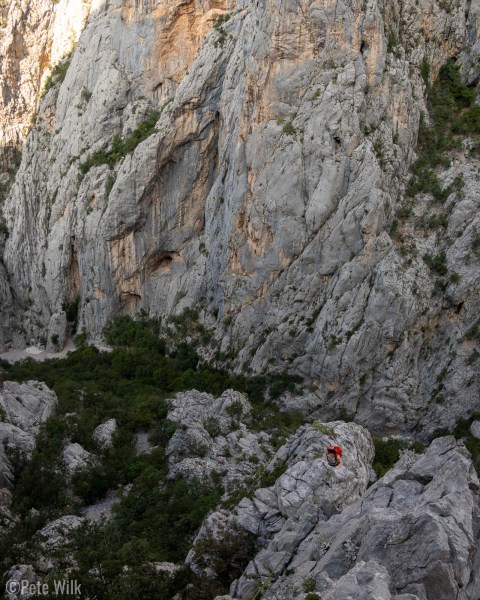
left=35, top=514, right=85, bottom=550
left=188, top=420, right=375, bottom=591
left=470, top=420, right=480, bottom=440
left=62, top=442, right=94, bottom=474
left=166, top=390, right=273, bottom=489
left=0, top=0, right=478, bottom=435
left=92, top=418, right=117, bottom=450
left=4, top=564, right=39, bottom=600
left=45, top=310, right=67, bottom=353
left=0, top=380, right=57, bottom=486
left=224, top=436, right=480, bottom=600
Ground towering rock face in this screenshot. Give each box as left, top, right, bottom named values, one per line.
left=0, top=0, right=91, bottom=174
left=0, top=0, right=479, bottom=435
left=0, top=0, right=92, bottom=346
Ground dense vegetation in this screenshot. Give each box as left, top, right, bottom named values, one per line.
left=391, top=59, right=480, bottom=294
left=372, top=438, right=425, bottom=478
left=0, top=312, right=301, bottom=599
left=408, top=59, right=480, bottom=200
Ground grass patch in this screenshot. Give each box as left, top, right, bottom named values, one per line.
left=312, top=421, right=334, bottom=436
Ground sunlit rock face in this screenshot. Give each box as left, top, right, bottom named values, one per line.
left=0, top=0, right=479, bottom=436
left=0, top=0, right=91, bottom=174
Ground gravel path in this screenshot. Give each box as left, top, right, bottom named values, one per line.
left=0, top=339, right=76, bottom=364
left=0, top=339, right=113, bottom=364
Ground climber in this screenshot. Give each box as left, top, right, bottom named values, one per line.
left=325, top=445, right=343, bottom=467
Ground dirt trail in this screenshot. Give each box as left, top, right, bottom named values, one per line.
left=0, top=339, right=76, bottom=364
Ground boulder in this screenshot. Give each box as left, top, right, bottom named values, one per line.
left=166, top=390, right=273, bottom=490
left=134, top=431, right=156, bottom=455
left=35, top=515, right=85, bottom=550
left=168, top=389, right=251, bottom=434
left=93, top=418, right=117, bottom=449
left=63, top=443, right=94, bottom=474
left=0, top=381, right=58, bottom=431
left=470, top=420, right=480, bottom=440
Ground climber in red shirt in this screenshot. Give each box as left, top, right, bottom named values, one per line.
left=325, top=445, right=343, bottom=467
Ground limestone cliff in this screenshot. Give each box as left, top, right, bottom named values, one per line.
left=0, top=0, right=91, bottom=174
left=0, top=0, right=479, bottom=436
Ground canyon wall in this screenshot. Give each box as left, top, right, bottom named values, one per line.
left=0, top=0, right=479, bottom=436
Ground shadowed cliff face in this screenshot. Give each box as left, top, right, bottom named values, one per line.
left=0, top=0, right=479, bottom=435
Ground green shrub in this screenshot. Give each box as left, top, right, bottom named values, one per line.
left=468, top=350, right=480, bottom=365
left=42, top=51, right=74, bottom=96
left=105, top=173, right=116, bottom=196
left=387, top=30, right=400, bottom=57
left=328, top=335, right=340, bottom=350
left=225, top=398, right=244, bottom=419
left=190, top=524, right=256, bottom=590
left=373, top=438, right=410, bottom=478
left=420, top=59, right=430, bottom=85
left=408, top=60, right=480, bottom=201
left=303, top=576, right=317, bottom=592
left=62, top=295, right=81, bottom=324
left=423, top=251, right=448, bottom=276
left=283, top=122, right=296, bottom=136
left=204, top=416, right=221, bottom=438
left=80, top=111, right=160, bottom=174
left=472, top=228, right=480, bottom=253
left=466, top=324, right=480, bottom=341
left=213, top=12, right=230, bottom=47
left=417, top=212, right=448, bottom=230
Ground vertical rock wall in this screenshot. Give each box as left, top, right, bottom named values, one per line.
left=0, top=0, right=479, bottom=435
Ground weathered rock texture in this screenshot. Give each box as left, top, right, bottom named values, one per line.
left=62, top=441, right=94, bottom=474
left=0, top=0, right=91, bottom=174
left=0, top=380, right=57, bottom=486
left=0, top=0, right=479, bottom=436
left=92, top=417, right=117, bottom=449
left=166, top=389, right=274, bottom=490
left=224, top=436, right=480, bottom=600
left=188, top=419, right=375, bottom=594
